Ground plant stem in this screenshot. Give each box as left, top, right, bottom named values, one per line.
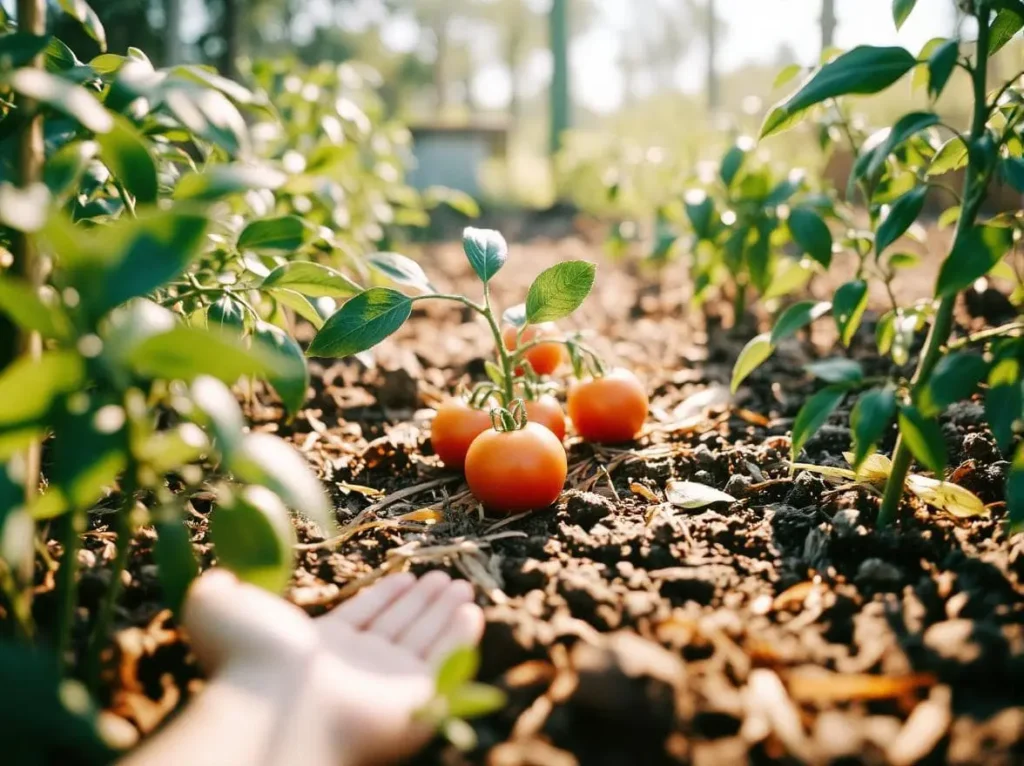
left=947, top=321, right=1024, bottom=350
left=54, top=510, right=85, bottom=673
left=878, top=13, right=991, bottom=526
left=85, top=472, right=136, bottom=691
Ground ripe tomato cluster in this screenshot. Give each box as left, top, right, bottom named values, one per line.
left=431, top=321, right=649, bottom=515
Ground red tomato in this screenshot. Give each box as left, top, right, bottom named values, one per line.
left=525, top=395, right=566, bottom=441
left=502, top=322, right=565, bottom=376
left=431, top=398, right=493, bottom=470
left=465, top=423, right=567, bottom=514
left=567, top=368, right=649, bottom=444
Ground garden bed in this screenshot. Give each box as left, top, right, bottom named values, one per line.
left=88, top=236, right=1023, bottom=765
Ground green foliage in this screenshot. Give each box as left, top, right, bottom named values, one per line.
left=850, top=387, right=897, bottom=469
left=525, top=261, right=597, bottom=323
left=308, top=288, right=413, bottom=358
left=791, top=387, right=846, bottom=460
left=462, top=227, right=509, bottom=284
left=210, top=486, right=297, bottom=595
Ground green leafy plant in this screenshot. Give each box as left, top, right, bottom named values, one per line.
left=417, top=645, right=507, bottom=752
left=734, top=0, right=1024, bottom=530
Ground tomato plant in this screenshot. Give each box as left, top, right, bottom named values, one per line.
left=464, top=403, right=568, bottom=514
left=503, top=321, right=566, bottom=376
left=566, top=367, right=649, bottom=444
left=732, top=0, right=1024, bottom=530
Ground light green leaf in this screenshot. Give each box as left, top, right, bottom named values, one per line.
left=261, top=261, right=361, bottom=298
left=189, top=376, right=245, bottom=458
left=268, top=288, right=325, bottom=330
left=228, top=432, right=333, bottom=533
left=850, top=387, right=897, bottom=469
left=761, top=46, right=917, bottom=138
left=462, top=227, right=507, bottom=283
left=906, top=475, right=988, bottom=518
left=731, top=333, right=774, bottom=394
left=436, top=646, right=479, bottom=696
left=863, top=112, right=939, bottom=181
left=919, top=352, right=988, bottom=416
left=833, top=280, right=869, bottom=347
left=368, top=252, right=434, bottom=294
left=174, top=165, right=287, bottom=201
left=308, top=288, right=412, bottom=358
left=791, top=386, right=846, bottom=460
left=423, top=186, right=480, bottom=218
left=44, top=140, right=98, bottom=198
left=936, top=225, right=1014, bottom=298
left=770, top=300, right=831, bottom=345
left=254, top=322, right=309, bottom=418
left=876, top=186, right=927, bottom=256
left=238, top=216, right=309, bottom=253
left=986, top=354, right=1022, bottom=452
left=787, top=208, right=833, bottom=267
left=989, top=7, right=1024, bottom=55
left=50, top=400, right=128, bottom=511
left=0, top=277, right=70, bottom=340
left=446, top=683, right=507, bottom=720
left=0, top=352, right=84, bottom=433
left=927, top=136, right=968, bottom=176
left=805, top=358, right=864, bottom=384
left=127, top=325, right=284, bottom=383
left=892, top=0, right=918, bottom=29
left=524, top=261, right=596, bottom=324
left=7, top=68, right=112, bottom=133
left=898, top=405, right=947, bottom=474
left=210, top=486, right=296, bottom=595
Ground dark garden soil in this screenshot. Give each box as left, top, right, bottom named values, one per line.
left=78, top=231, right=1024, bottom=765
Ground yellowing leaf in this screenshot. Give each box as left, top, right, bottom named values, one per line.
left=665, top=480, right=735, bottom=509
left=843, top=451, right=892, bottom=484
left=906, top=475, right=989, bottom=518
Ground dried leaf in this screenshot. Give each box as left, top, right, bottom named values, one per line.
left=906, top=475, right=989, bottom=518
left=665, top=480, right=736, bottom=509
left=337, top=482, right=384, bottom=498
left=630, top=482, right=661, bottom=503
left=787, top=669, right=935, bottom=703
left=772, top=580, right=821, bottom=612
left=735, top=408, right=771, bottom=427
left=396, top=507, right=444, bottom=523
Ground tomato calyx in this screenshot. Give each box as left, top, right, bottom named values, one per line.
left=565, top=335, right=608, bottom=380
left=490, top=398, right=529, bottom=432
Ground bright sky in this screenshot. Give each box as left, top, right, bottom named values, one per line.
left=472, top=0, right=960, bottom=112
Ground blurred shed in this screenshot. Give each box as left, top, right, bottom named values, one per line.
left=407, top=123, right=508, bottom=199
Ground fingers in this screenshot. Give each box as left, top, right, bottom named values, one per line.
left=426, top=601, right=485, bottom=667
left=396, top=579, right=475, bottom=658
left=365, top=570, right=453, bottom=640
left=330, top=572, right=417, bottom=628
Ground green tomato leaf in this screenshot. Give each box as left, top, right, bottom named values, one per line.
left=919, top=352, right=989, bottom=416
left=525, top=261, right=596, bottom=324
left=154, top=516, right=199, bottom=616
left=805, top=358, right=864, bottom=384
left=787, top=207, right=833, bottom=267
left=7, top=68, right=113, bottom=133
left=210, top=486, right=296, bottom=595
left=685, top=191, right=717, bottom=241
left=462, top=227, right=507, bottom=284
left=368, top=252, right=435, bottom=294
left=731, top=332, right=774, bottom=394
left=791, top=386, right=846, bottom=461
left=308, top=289, right=412, bottom=359
left=261, top=261, right=361, bottom=298
left=238, top=216, right=309, bottom=253
left=986, top=355, right=1022, bottom=452
left=127, top=325, right=285, bottom=383
left=436, top=646, right=479, bottom=696
left=850, top=386, right=897, bottom=470
left=892, top=0, right=918, bottom=29
left=227, top=432, right=333, bottom=533
left=254, top=322, right=309, bottom=419
left=936, top=225, right=1014, bottom=299
left=876, top=186, right=927, bottom=256
left=761, top=46, right=917, bottom=138
left=898, top=405, right=947, bottom=475
left=770, top=300, right=832, bottom=344
left=833, top=280, right=869, bottom=347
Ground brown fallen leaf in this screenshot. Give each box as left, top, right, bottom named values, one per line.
left=735, top=408, right=771, bottom=427
left=630, top=482, right=661, bottom=503
left=786, top=669, right=936, bottom=704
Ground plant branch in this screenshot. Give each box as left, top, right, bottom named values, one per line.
left=947, top=321, right=1024, bottom=350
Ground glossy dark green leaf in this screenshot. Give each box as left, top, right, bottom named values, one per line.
left=805, top=358, right=864, bottom=384
left=986, top=355, right=1022, bottom=451
left=892, top=0, right=918, bottom=29
left=770, top=300, right=831, bottom=344
left=876, top=186, right=927, bottom=256
left=864, top=112, right=939, bottom=181
left=44, top=140, right=98, bottom=198
left=926, top=39, right=958, bottom=99
left=368, top=252, right=435, bottom=294
left=97, top=116, right=158, bottom=205
left=50, top=399, right=128, bottom=510
left=898, top=405, right=947, bottom=474
left=154, top=516, right=199, bottom=615
left=127, top=325, right=284, bottom=383
left=254, top=322, right=309, bottom=418
left=261, top=261, right=361, bottom=298
left=850, top=387, right=897, bottom=470
left=936, top=225, right=1013, bottom=298
left=719, top=144, right=748, bottom=187
left=761, top=46, right=917, bottom=138
left=7, top=68, right=112, bottom=133
left=1001, top=156, right=1024, bottom=193
left=731, top=333, right=774, bottom=394
left=238, top=216, right=308, bottom=253
left=684, top=191, right=716, bottom=240
left=0, top=33, right=50, bottom=67
left=0, top=277, right=70, bottom=339
left=42, top=37, right=80, bottom=72
left=210, top=486, right=295, bottom=595
left=791, top=386, right=846, bottom=460
left=989, top=7, right=1024, bottom=55
left=525, top=261, right=596, bottom=324
left=1007, top=444, right=1024, bottom=531
left=462, top=227, right=507, bottom=283
left=308, top=288, right=412, bottom=358
left=227, top=432, right=333, bottom=533
left=787, top=207, right=833, bottom=267
left=833, top=280, right=869, bottom=347
left=207, top=295, right=246, bottom=333
left=920, top=352, right=988, bottom=416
